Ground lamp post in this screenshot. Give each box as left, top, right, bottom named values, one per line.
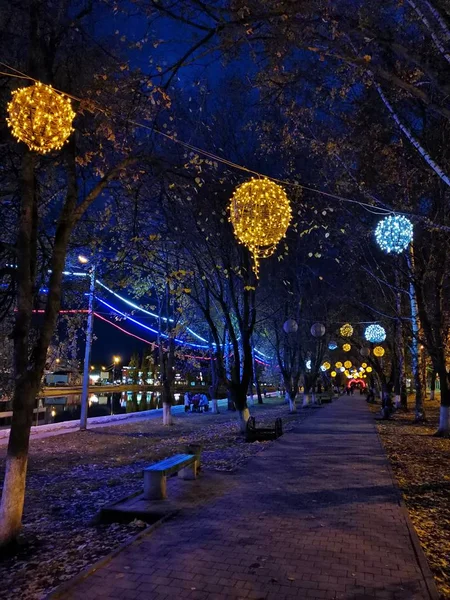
left=80, top=257, right=96, bottom=431
left=113, top=355, right=121, bottom=383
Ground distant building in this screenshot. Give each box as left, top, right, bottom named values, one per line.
left=44, top=370, right=81, bottom=386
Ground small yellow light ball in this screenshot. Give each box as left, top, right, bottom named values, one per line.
left=373, top=346, right=385, bottom=357
left=343, top=343, right=351, bottom=352
left=322, top=361, right=331, bottom=370
left=362, top=362, right=367, bottom=368
left=335, top=361, right=343, bottom=368
left=330, top=371, right=336, bottom=377
left=7, top=81, right=75, bottom=154
left=366, top=366, right=373, bottom=373
left=340, top=323, right=353, bottom=337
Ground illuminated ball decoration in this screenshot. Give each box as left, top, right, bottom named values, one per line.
left=311, top=322, right=326, bottom=337
left=331, top=371, right=337, bottom=377
left=339, top=367, right=345, bottom=372
left=360, top=347, right=370, bottom=357
left=322, top=361, right=331, bottom=371
left=335, top=361, right=343, bottom=368
left=328, top=341, right=338, bottom=350
left=283, top=318, right=298, bottom=334
left=373, top=346, right=385, bottom=357
left=340, top=323, right=353, bottom=337
left=364, top=324, right=386, bottom=343
left=7, top=82, right=75, bottom=154
left=375, top=215, right=413, bottom=254
left=366, top=366, right=373, bottom=373
left=362, top=362, right=367, bottom=368
left=306, top=359, right=312, bottom=370
left=344, top=360, right=352, bottom=369
left=342, top=343, right=351, bottom=352
left=229, top=178, right=292, bottom=275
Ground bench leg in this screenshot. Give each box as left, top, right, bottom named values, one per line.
left=143, top=472, right=167, bottom=500
left=178, top=461, right=198, bottom=481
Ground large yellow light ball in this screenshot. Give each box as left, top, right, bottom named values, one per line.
left=344, top=360, right=352, bottom=369
left=342, top=343, right=351, bottom=352
left=229, top=178, right=292, bottom=274
left=340, top=323, right=353, bottom=337
left=335, top=361, right=343, bottom=368
left=7, top=82, right=75, bottom=154
left=322, top=361, right=331, bottom=370
left=373, top=346, right=385, bottom=357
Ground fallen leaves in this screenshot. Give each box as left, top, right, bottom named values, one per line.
left=374, top=397, right=450, bottom=599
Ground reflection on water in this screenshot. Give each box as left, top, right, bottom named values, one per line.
left=0, top=391, right=184, bottom=428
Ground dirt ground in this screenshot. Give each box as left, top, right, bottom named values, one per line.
left=373, top=395, right=450, bottom=599
left=0, top=398, right=309, bottom=600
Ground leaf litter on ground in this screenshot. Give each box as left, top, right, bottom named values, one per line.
left=372, top=397, right=450, bottom=599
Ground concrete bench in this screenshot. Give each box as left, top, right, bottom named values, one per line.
left=143, top=453, right=197, bottom=500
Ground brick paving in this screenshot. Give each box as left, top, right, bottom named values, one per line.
left=54, top=396, right=437, bottom=600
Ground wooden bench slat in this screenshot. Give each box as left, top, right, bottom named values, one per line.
left=144, top=453, right=195, bottom=474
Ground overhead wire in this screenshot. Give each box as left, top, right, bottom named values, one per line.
left=0, top=60, right=395, bottom=216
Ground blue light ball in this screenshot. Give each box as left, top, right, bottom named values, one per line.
left=364, top=324, right=386, bottom=343
left=328, top=341, right=338, bottom=350
left=375, top=215, right=413, bottom=254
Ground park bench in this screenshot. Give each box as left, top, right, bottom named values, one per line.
left=246, top=416, right=283, bottom=443
left=315, top=392, right=333, bottom=404
left=143, top=453, right=198, bottom=500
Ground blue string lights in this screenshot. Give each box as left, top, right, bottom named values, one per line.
left=364, top=324, right=386, bottom=343
left=375, top=215, right=413, bottom=254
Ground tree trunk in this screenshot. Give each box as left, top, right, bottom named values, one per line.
left=408, top=248, right=426, bottom=422
left=230, top=387, right=249, bottom=432
left=430, top=370, right=436, bottom=401
left=302, top=392, right=310, bottom=407
left=0, top=380, right=39, bottom=545
left=435, top=366, right=450, bottom=436
left=287, top=391, right=297, bottom=412
left=237, top=407, right=250, bottom=432
left=211, top=398, right=219, bottom=414
left=162, top=402, right=173, bottom=426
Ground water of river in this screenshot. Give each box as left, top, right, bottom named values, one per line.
left=0, top=390, right=187, bottom=428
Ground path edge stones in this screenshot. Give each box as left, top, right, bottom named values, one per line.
left=373, top=414, right=440, bottom=600
left=45, top=510, right=178, bottom=600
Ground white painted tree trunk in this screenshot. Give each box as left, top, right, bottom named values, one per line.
left=375, top=83, right=450, bottom=187
left=248, top=392, right=254, bottom=407
left=407, top=0, right=450, bottom=62
left=238, top=408, right=250, bottom=432
left=394, top=394, right=401, bottom=408
left=162, top=403, right=173, bottom=426
left=437, top=406, right=450, bottom=435
left=288, top=394, right=297, bottom=412
left=211, top=399, right=219, bottom=414
left=311, top=392, right=316, bottom=405
left=0, top=455, right=28, bottom=544
left=302, top=393, right=310, bottom=407
left=424, top=0, right=450, bottom=40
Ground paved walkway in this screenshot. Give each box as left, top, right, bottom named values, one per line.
left=55, top=397, right=437, bottom=600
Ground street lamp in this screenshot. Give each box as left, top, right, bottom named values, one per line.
left=113, top=355, right=121, bottom=383
left=79, top=254, right=96, bottom=431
